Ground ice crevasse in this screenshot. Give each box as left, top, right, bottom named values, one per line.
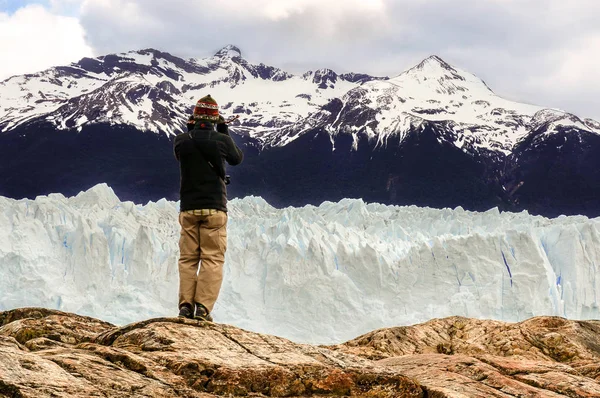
left=0, top=183, right=599, bottom=344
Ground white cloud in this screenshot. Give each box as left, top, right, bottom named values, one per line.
left=256, top=0, right=385, bottom=20
left=524, top=33, right=600, bottom=119
left=75, top=0, right=391, bottom=57
left=0, top=4, right=92, bottom=80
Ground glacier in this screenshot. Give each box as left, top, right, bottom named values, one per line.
left=1, top=183, right=599, bottom=344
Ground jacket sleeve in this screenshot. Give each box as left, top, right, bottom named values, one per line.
left=223, top=135, right=243, bottom=166
left=173, top=134, right=183, bottom=161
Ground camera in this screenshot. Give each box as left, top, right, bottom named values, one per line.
left=224, top=175, right=231, bottom=185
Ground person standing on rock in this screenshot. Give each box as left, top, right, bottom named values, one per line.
left=173, top=94, right=244, bottom=321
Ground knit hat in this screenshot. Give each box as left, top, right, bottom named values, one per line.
left=192, top=94, right=220, bottom=122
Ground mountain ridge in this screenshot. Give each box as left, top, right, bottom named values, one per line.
left=2, top=45, right=597, bottom=151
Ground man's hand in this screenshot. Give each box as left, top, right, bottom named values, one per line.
left=216, top=123, right=229, bottom=135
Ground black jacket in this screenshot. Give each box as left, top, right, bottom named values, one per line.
left=174, top=122, right=243, bottom=212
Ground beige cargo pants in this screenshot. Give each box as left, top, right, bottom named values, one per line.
left=178, top=209, right=228, bottom=312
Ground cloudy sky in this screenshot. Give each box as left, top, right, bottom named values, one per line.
left=1, top=0, right=598, bottom=120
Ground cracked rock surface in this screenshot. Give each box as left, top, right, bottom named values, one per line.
left=0, top=308, right=422, bottom=397
left=2, top=309, right=600, bottom=397
left=330, top=316, right=600, bottom=397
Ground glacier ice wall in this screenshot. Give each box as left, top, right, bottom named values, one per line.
left=1, top=183, right=599, bottom=344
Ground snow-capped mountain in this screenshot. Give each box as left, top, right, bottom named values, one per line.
left=2, top=45, right=598, bottom=151
left=0, top=45, right=376, bottom=141
left=1, top=45, right=599, bottom=217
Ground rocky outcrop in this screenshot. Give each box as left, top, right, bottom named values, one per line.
left=330, top=316, right=600, bottom=397
left=2, top=309, right=600, bottom=397
left=0, top=308, right=421, bottom=397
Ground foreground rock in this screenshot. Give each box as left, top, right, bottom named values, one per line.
left=0, top=308, right=421, bottom=397
left=331, top=316, right=600, bottom=397
left=1, top=310, right=599, bottom=397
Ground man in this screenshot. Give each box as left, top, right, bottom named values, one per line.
left=173, top=94, right=244, bottom=321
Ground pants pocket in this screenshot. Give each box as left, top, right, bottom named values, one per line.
left=203, top=212, right=228, bottom=254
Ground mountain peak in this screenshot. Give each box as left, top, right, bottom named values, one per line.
left=388, top=54, right=494, bottom=97
left=414, top=55, right=456, bottom=73
left=214, top=45, right=242, bottom=59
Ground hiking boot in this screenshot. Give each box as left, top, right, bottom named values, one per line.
left=178, top=303, right=193, bottom=319
left=194, top=303, right=213, bottom=322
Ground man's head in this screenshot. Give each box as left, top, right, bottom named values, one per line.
left=192, top=94, right=220, bottom=122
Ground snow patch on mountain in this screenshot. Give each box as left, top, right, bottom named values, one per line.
left=1, top=184, right=599, bottom=344
left=328, top=56, right=545, bottom=154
